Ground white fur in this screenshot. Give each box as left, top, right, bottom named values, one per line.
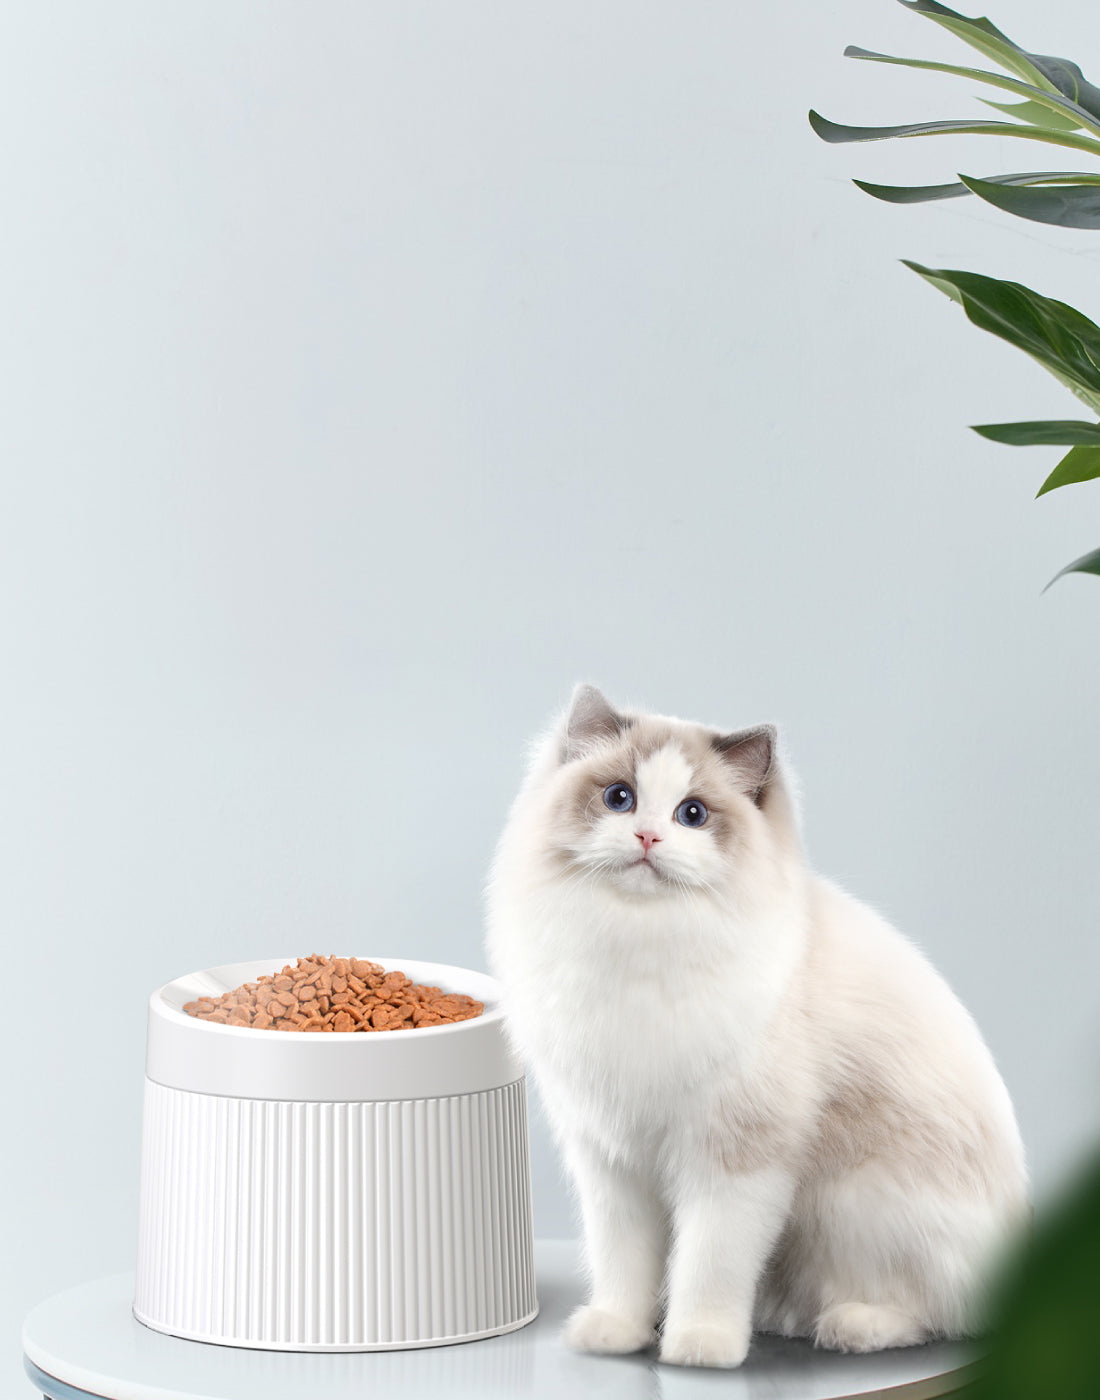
left=485, top=692, right=1028, bottom=1368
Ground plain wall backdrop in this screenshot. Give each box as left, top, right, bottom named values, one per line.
left=4, top=0, right=1099, bottom=1390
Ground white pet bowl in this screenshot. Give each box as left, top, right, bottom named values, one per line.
left=134, top=957, right=537, bottom=1352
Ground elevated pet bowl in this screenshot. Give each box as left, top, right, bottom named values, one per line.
left=134, top=957, right=537, bottom=1351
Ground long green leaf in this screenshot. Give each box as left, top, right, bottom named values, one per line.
left=807, top=111, right=1100, bottom=160
left=972, top=420, right=1100, bottom=446
left=853, top=170, right=1100, bottom=205
left=900, top=1, right=1100, bottom=121
left=959, top=174, right=1100, bottom=227
left=980, top=98, right=1082, bottom=132
left=854, top=177, right=973, bottom=203
left=1027, top=58, right=1100, bottom=124
left=904, top=263, right=1100, bottom=416
left=898, top=1, right=1059, bottom=90
left=895, top=0, right=1097, bottom=121
left=1036, top=445, right=1100, bottom=497
left=844, top=47, right=1100, bottom=136
left=1043, top=545, right=1100, bottom=591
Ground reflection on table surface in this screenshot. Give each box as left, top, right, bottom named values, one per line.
left=24, top=1241, right=980, bottom=1400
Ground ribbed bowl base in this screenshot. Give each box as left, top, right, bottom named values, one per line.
left=135, top=1077, right=537, bottom=1350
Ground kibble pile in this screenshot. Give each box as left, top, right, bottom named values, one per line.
left=182, top=955, right=484, bottom=1032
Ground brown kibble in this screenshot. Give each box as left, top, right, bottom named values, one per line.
left=183, top=956, right=483, bottom=1034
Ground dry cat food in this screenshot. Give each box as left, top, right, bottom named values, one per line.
left=182, top=955, right=484, bottom=1033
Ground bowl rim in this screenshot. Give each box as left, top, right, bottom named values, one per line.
left=153, top=955, right=504, bottom=1043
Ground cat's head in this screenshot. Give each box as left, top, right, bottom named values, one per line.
left=531, top=684, right=797, bottom=900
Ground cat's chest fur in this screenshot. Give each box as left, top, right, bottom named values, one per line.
left=496, top=885, right=801, bottom=1143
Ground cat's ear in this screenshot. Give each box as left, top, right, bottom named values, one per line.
left=562, top=684, right=625, bottom=760
left=712, top=724, right=776, bottom=805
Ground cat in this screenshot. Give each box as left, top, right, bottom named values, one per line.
left=484, top=685, right=1028, bottom=1369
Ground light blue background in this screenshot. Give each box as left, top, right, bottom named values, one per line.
left=4, top=2, right=1099, bottom=1393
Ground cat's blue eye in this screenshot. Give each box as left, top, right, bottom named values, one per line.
left=603, top=783, right=635, bottom=813
left=675, top=799, right=708, bottom=828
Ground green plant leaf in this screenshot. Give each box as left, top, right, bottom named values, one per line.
left=1036, top=445, right=1100, bottom=496
left=843, top=47, right=1100, bottom=135
left=898, top=0, right=1058, bottom=90
left=1029, top=58, right=1100, bottom=124
left=980, top=98, right=1083, bottom=131
left=960, top=173, right=1100, bottom=227
left=853, top=170, right=1100, bottom=205
left=899, top=0, right=1100, bottom=121
left=1043, top=545, right=1100, bottom=591
left=807, top=111, right=1100, bottom=159
left=903, top=263, right=1100, bottom=416
left=854, top=177, right=974, bottom=203
left=972, top=420, right=1100, bottom=446
left=962, top=1151, right=1100, bottom=1396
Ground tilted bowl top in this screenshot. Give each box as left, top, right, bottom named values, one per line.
left=147, top=957, right=517, bottom=1102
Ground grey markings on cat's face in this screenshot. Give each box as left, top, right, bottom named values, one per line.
left=550, top=692, right=781, bottom=896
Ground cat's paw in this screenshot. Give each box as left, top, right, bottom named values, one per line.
left=659, top=1318, right=751, bottom=1369
left=562, top=1305, right=656, bottom=1355
left=814, top=1302, right=926, bottom=1353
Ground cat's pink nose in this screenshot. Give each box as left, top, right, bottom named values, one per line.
left=635, top=830, right=662, bottom=854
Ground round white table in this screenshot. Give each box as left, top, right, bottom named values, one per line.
left=23, top=1240, right=980, bottom=1400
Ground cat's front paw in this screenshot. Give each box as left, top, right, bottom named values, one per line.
left=562, top=1304, right=656, bottom=1355
left=660, top=1318, right=751, bottom=1369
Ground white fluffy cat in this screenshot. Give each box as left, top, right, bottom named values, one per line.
left=484, top=685, right=1028, bottom=1369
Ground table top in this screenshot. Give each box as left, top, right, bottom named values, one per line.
left=23, top=1240, right=980, bottom=1400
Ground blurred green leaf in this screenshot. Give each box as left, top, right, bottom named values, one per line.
left=853, top=170, right=1100, bottom=205
left=971, top=420, right=1100, bottom=445
left=1036, top=445, right=1100, bottom=496
left=843, top=47, right=1100, bottom=134
left=1044, top=547, right=1100, bottom=589
left=965, top=1152, right=1100, bottom=1396
left=960, top=173, right=1100, bottom=227
left=807, top=110, right=1100, bottom=159
left=903, top=263, right=1100, bottom=416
